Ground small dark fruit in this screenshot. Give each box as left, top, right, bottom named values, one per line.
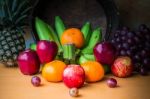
left=140, top=67, right=148, bottom=76
left=69, top=88, right=79, bottom=97
left=31, top=76, right=41, bottom=87
left=107, top=78, right=117, bottom=88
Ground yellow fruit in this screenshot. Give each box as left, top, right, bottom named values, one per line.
left=81, top=61, right=104, bottom=82
left=42, top=60, right=66, bottom=82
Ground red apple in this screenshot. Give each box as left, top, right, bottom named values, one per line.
left=94, top=41, right=116, bottom=65
left=111, top=56, right=133, bottom=78
left=17, top=49, right=40, bottom=75
left=37, top=40, right=58, bottom=63
left=63, top=65, right=85, bottom=88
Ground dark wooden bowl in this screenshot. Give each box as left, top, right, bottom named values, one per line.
left=30, top=0, right=120, bottom=41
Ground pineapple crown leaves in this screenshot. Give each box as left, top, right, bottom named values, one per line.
left=0, top=0, right=32, bottom=32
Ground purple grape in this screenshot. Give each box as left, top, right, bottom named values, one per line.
left=31, top=76, right=41, bottom=87
left=107, top=78, right=117, bottom=88
left=133, top=54, right=141, bottom=62
left=126, top=50, right=132, bottom=56
left=121, top=36, right=126, bottom=41
left=122, top=43, right=130, bottom=49
left=143, top=28, right=149, bottom=33
left=116, top=44, right=122, bottom=50
left=127, top=32, right=135, bottom=38
left=122, top=26, right=130, bottom=31
left=114, top=33, right=119, bottom=38
left=127, top=38, right=135, bottom=45
left=134, top=36, right=140, bottom=43
left=145, top=34, right=150, bottom=40
left=120, top=30, right=126, bottom=36
left=139, top=24, right=147, bottom=31
left=135, top=31, right=143, bottom=37
left=140, top=67, right=148, bottom=76
left=116, top=38, right=121, bottom=43
left=116, top=30, right=121, bottom=34
left=143, top=58, right=150, bottom=67
left=111, top=24, right=150, bottom=72
left=140, top=50, right=147, bottom=57
left=145, top=42, right=150, bottom=48
left=120, top=50, right=126, bottom=56
left=111, top=39, right=115, bottom=44
left=130, top=46, right=136, bottom=51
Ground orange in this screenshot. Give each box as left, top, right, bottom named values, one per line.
left=61, top=28, right=84, bottom=48
left=81, top=61, right=104, bottom=82
left=42, top=60, right=66, bottom=82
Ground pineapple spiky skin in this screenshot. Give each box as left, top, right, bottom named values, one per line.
left=0, top=28, right=25, bottom=67
left=0, top=0, right=32, bottom=67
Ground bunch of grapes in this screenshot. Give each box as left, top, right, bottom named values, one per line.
left=111, top=24, right=150, bottom=74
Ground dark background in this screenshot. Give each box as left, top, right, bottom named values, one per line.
left=114, top=0, right=150, bottom=29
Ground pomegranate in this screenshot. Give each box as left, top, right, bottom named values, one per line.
left=63, top=65, right=85, bottom=88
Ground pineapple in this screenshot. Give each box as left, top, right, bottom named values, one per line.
left=0, top=0, right=32, bottom=67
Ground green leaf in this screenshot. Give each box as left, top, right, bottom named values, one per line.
left=5, top=0, right=13, bottom=21
left=15, top=14, right=27, bottom=25
left=0, top=5, right=3, bottom=18
left=16, top=27, right=25, bottom=34
left=6, top=0, right=13, bottom=11
left=0, top=0, right=4, bottom=5
left=12, top=0, right=27, bottom=19
left=12, top=0, right=18, bottom=12
left=2, top=1, right=9, bottom=19
left=20, top=6, right=32, bottom=15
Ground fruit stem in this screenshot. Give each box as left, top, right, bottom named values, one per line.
left=63, top=44, right=76, bottom=64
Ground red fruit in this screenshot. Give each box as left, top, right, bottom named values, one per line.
left=17, top=49, right=40, bottom=75
left=63, top=65, right=85, bottom=88
left=111, top=56, right=133, bottom=78
left=31, top=76, right=41, bottom=87
left=107, top=78, right=117, bottom=88
left=37, top=40, right=58, bottom=63
left=94, top=42, right=116, bottom=65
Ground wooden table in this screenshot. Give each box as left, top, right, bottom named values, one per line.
left=0, top=63, right=150, bottom=99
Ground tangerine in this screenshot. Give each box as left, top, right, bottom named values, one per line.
left=42, top=60, right=66, bottom=82
left=61, top=28, right=84, bottom=48
left=81, top=61, right=104, bottom=82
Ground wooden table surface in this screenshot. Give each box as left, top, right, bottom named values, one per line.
left=0, top=63, right=150, bottom=99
